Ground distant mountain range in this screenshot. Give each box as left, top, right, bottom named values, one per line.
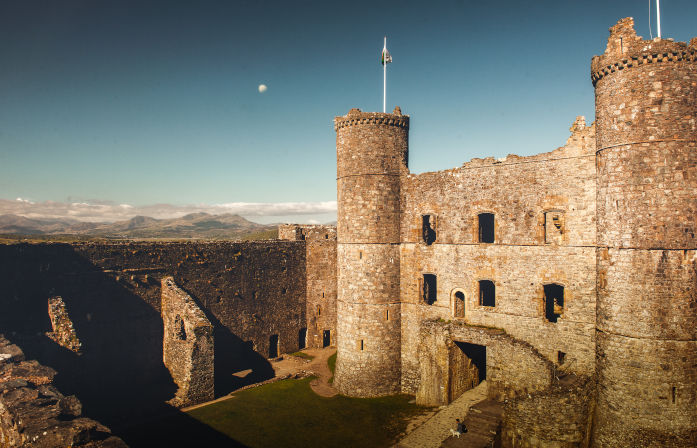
left=0, top=213, right=278, bottom=241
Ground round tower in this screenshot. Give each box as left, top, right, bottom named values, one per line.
left=333, top=107, right=408, bottom=396
left=591, top=18, right=697, bottom=446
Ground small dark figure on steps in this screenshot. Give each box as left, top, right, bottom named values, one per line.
left=456, top=418, right=467, bottom=433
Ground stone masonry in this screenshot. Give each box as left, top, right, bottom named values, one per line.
left=161, top=277, right=214, bottom=407
left=334, top=17, right=696, bottom=448
left=279, top=224, right=337, bottom=349
left=0, top=335, right=126, bottom=447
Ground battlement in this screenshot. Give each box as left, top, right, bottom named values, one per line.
left=334, top=107, right=409, bottom=131
left=591, top=17, right=697, bottom=86
left=278, top=224, right=336, bottom=241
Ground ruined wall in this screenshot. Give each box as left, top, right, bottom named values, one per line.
left=591, top=18, right=697, bottom=447
left=0, top=335, right=126, bottom=447
left=46, top=296, right=82, bottom=353
left=501, top=376, right=594, bottom=448
left=70, top=241, right=306, bottom=362
left=415, top=320, right=554, bottom=406
left=161, top=277, right=214, bottom=407
left=279, top=225, right=338, bottom=349
left=0, top=240, right=306, bottom=436
left=400, top=119, right=597, bottom=393
left=334, top=108, right=408, bottom=396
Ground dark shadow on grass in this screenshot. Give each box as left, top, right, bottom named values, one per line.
left=0, top=243, right=238, bottom=447
left=178, top=288, right=275, bottom=396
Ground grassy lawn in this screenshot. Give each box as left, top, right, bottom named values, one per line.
left=288, top=351, right=315, bottom=360
left=327, top=352, right=336, bottom=384
left=187, top=377, right=429, bottom=448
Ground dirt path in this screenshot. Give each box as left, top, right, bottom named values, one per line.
left=300, top=347, right=338, bottom=397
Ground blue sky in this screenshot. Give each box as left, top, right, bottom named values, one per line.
left=1, top=0, right=695, bottom=223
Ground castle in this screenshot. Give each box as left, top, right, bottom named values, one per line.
left=331, top=17, right=696, bottom=446
left=0, top=17, right=694, bottom=448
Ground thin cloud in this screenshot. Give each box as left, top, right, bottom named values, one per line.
left=0, top=198, right=337, bottom=223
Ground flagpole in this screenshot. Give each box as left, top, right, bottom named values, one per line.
left=383, top=36, right=387, bottom=113
left=656, top=0, right=661, bottom=38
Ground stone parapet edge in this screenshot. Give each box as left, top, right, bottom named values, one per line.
left=334, top=114, right=409, bottom=131
left=591, top=49, right=697, bottom=86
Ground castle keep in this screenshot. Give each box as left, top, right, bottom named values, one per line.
left=333, top=17, right=696, bottom=447
left=0, top=16, right=694, bottom=448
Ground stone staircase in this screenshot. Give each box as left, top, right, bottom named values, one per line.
left=440, top=399, right=502, bottom=448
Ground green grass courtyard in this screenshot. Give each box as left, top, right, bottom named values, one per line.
left=186, top=376, right=429, bottom=448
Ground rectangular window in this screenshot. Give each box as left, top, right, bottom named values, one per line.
left=479, top=280, right=495, bottom=307
left=544, top=211, right=564, bottom=244
left=544, top=284, right=564, bottom=323
left=422, top=215, right=436, bottom=245
left=478, top=213, right=495, bottom=243
left=422, top=274, right=437, bottom=305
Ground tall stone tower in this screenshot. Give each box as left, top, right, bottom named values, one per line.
left=333, top=107, right=408, bottom=396
left=591, top=18, right=697, bottom=446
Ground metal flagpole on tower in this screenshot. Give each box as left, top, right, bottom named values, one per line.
left=381, top=36, right=392, bottom=113
left=656, top=0, right=662, bottom=38
left=383, top=36, right=387, bottom=113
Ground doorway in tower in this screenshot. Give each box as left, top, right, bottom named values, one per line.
left=269, top=334, right=279, bottom=358
left=448, top=341, right=487, bottom=402
left=322, top=330, right=331, bottom=347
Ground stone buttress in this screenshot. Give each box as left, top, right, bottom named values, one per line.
left=333, top=107, right=408, bottom=396
left=591, top=18, right=697, bottom=447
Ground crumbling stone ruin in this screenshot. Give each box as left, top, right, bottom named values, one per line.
left=161, top=277, right=214, bottom=407
left=333, top=17, right=696, bottom=447
left=0, top=335, right=126, bottom=447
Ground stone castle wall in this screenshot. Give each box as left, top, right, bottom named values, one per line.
left=592, top=18, right=697, bottom=447
left=416, top=321, right=555, bottom=406
left=399, top=119, right=597, bottom=394
left=161, top=277, right=214, bottom=407
left=501, top=376, right=594, bottom=448
left=279, top=225, right=338, bottom=348
left=0, top=240, right=309, bottom=435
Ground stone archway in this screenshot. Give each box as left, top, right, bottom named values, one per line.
left=450, top=288, right=466, bottom=318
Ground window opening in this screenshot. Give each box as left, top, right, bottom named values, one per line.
left=478, top=213, right=495, bottom=243
left=317, top=305, right=321, bottom=316
left=422, top=215, right=436, bottom=245
left=544, top=211, right=564, bottom=244
left=422, top=274, right=437, bottom=305
left=385, top=309, right=389, bottom=321
left=672, top=386, right=677, bottom=404
left=544, top=284, right=564, bottom=323
left=479, top=280, right=495, bottom=307
left=454, top=291, right=465, bottom=318
left=174, top=315, right=186, bottom=340
left=558, top=351, right=566, bottom=364
left=360, top=339, right=364, bottom=351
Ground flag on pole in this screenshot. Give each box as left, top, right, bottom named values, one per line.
left=381, top=47, right=392, bottom=65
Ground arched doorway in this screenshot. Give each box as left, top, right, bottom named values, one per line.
left=450, top=288, right=466, bottom=318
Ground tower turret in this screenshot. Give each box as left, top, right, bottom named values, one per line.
left=592, top=18, right=697, bottom=446
left=333, top=107, right=408, bottom=396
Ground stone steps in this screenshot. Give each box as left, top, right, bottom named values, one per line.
left=440, top=399, right=502, bottom=448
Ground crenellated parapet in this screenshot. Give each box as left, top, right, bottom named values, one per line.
left=334, top=107, right=409, bottom=131
left=591, top=17, right=697, bottom=86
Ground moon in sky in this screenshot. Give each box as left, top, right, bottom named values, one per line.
left=258, top=84, right=267, bottom=93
